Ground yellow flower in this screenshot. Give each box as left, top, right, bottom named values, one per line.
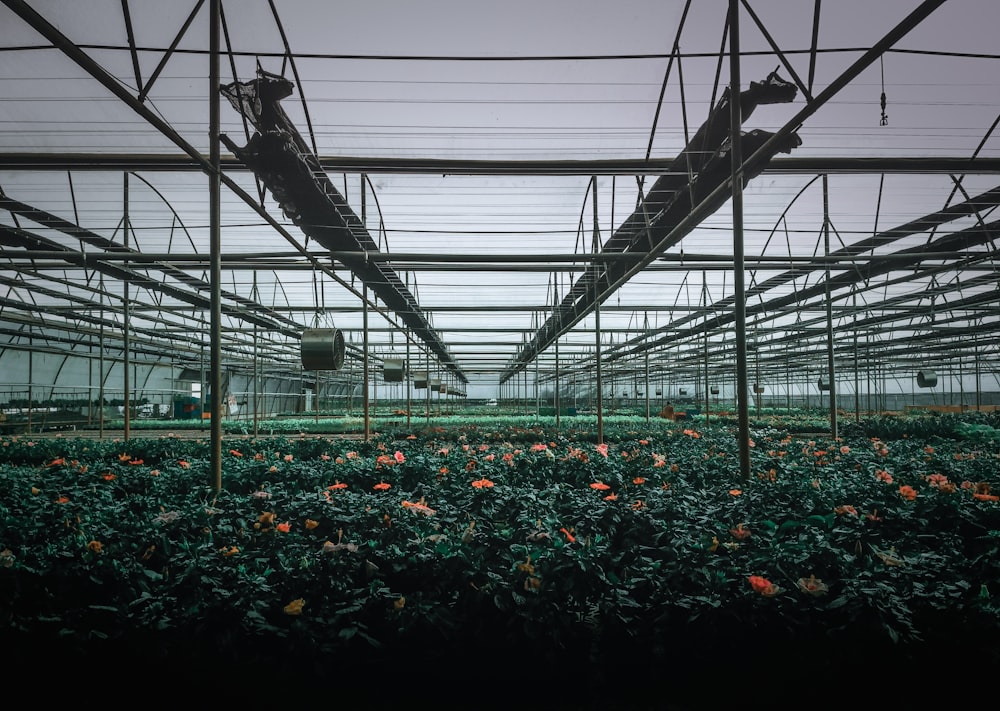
left=283, top=598, right=305, bottom=616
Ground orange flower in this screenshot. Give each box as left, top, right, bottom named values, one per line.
left=87, top=540, right=103, bottom=554
left=327, top=481, right=347, bottom=490
left=927, top=473, right=949, bottom=489
left=373, top=481, right=391, bottom=491
left=729, top=489, right=742, bottom=497
left=402, top=499, right=436, bottom=516
left=258, top=511, right=276, bottom=525
left=283, top=598, right=305, bottom=616
left=595, top=443, right=609, bottom=458
left=603, top=493, right=618, bottom=501
left=55, top=496, right=69, bottom=504
left=128, top=458, right=143, bottom=465
left=45, top=457, right=65, bottom=468
left=682, top=429, right=700, bottom=438
left=304, top=518, right=319, bottom=530
left=229, top=449, right=243, bottom=457
left=589, top=481, right=611, bottom=491
left=973, top=492, right=1000, bottom=502
left=102, top=473, right=116, bottom=481
left=220, top=545, right=239, bottom=557
left=559, top=527, right=576, bottom=543
left=632, top=477, right=646, bottom=485
left=631, top=499, right=646, bottom=510
left=748, top=575, right=781, bottom=596
left=923, top=445, right=935, bottom=455
left=471, top=478, right=495, bottom=489
left=834, top=505, right=858, bottom=517
left=178, top=460, right=190, bottom=469
left=898, top=485, right=918, bottom=501
left=276, top=521, right=291, bottom=533
left=730, top=523, right=751, bottom=540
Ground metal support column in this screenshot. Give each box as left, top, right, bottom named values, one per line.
left=729, top=0, right=751, bottom=481
left=823, top=175, right=838, bottom=438
left=208, top=0, right=222, bottom=491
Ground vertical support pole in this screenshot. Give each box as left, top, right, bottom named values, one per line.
left=405, top=330, right=411, bottom=429
left=252, top=272, right=259, bottom=437
left=592, top=176, right=604, bottom=445
left=555, top=336, right=561, bottom=426
left=552, top=275, right=561, bottom=426
left=534, top=350, right=540, bottom=419
left=974, top=331, right=981, bottom=410
left=26, top=333, right=33, bottom=434
left=728, top=0, right=751, bottom=481
left=363, top=284, right=370, bottom=442
left=823, top=175, right=838, bottom=439
left=853, top=293, right=860, bottom=422
left=99, top=278, right=105, bottom=438
left=645, top=342, right=651, bottom=423
left=208, top=0, right=222, bottom=491
left=123, top=175, right=131, bottom=441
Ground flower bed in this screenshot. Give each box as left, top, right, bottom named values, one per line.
left=1, top=414, right=998, bottom=706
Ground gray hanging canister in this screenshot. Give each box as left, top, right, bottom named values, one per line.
left=383, top=358, right=406, bottom=383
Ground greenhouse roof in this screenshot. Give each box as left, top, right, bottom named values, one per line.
left=1, top=0, right=998, bottom=398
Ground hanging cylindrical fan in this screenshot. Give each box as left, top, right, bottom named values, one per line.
left=301, top=328, right=345, bottom=371
left=916, top=370, right=937, bottom=388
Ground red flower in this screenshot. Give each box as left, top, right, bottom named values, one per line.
left=748, top=575, right=781, bottom=596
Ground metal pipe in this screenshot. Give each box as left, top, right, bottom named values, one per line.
left=729, top=0, right=751, bottom=481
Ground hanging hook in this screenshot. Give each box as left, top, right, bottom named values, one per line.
left=879, top=56, right=888, bottom=126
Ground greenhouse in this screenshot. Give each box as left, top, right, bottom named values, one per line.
left=1, top=1, right=998, bottom=707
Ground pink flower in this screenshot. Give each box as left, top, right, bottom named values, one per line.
left=596, top=443, right=609, bottom=458
left=393, top=451, right=406, bottom=464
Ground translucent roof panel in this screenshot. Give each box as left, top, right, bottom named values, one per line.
left=1, top=0, right=998, bottom=398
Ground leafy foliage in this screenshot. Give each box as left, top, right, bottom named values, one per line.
left=1, top=419, right=998, bottom=706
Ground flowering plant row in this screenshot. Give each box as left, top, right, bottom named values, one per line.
left=1, top=413, right=998, bottom=705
